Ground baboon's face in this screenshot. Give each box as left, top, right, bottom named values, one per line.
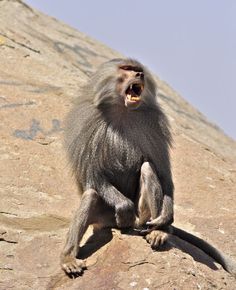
left=117, top=64, right=145, bottom=109
left=92, top=59, right=156, bottom=109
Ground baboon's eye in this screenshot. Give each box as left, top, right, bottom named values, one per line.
left=119, top=65, right=143, bottom=73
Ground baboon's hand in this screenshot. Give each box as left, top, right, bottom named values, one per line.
left=61, top=254, right=86, bottom=278
left=115, top=200, right=135, bottom=228
left=146, top=214, right=173, bottom=229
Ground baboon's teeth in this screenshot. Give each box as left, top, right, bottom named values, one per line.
left=131, top=96, right=140, bottom=101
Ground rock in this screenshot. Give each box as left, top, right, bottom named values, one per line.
left=0, top=1, right=235, bottom=289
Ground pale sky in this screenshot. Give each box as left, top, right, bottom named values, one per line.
left=25, top=0, right=236, bottom=139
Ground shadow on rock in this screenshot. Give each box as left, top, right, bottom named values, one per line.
left=76, top=226, right=222, bottom=275
left=78, top=228, right=113, bottom=260
left=167, top=234, right=219, bottom=271
left=122, top=227, right=219, bottom=271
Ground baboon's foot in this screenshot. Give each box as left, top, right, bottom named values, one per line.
left=145, top=230, right=168, bottom=249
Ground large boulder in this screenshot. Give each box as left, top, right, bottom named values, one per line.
left=0, top=1, right=235, bottom=289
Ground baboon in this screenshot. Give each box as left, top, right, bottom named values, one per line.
left=60, top=58, right=236, bottom=277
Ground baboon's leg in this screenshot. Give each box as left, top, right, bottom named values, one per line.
left=136, top=162, right=163, bottom=225
left=136, top=162, right=169, bottom=248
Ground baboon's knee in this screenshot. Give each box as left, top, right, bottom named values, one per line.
left=141, top=162, right=156, bottom=180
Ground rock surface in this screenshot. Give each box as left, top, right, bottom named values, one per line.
left=0, top=1, right=235, bottom=289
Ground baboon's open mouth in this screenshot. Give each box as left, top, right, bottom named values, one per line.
left=125, top=83, right=144, bottom=103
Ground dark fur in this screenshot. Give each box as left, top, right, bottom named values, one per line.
left=60, top=58, right=236, bottom=278
left=60, top=58, right=174, bottom=276
left=65, top=58, right=174, bottom=225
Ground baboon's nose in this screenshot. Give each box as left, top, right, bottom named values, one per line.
left=136, top=72, right=144, bottom=79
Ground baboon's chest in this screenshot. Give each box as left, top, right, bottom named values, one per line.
left=102, top=133, right=143, bottom=197
left=105, top=132, right=142, bottom=171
